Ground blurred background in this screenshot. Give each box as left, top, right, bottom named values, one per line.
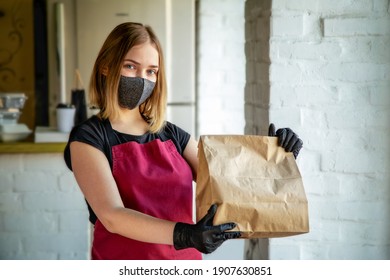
left=0, top=0, right=389, bottom=260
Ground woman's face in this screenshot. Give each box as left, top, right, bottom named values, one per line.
left=121, top=42, right=159, bottom=83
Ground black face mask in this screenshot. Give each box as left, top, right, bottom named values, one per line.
left=118, top=76, right=155, bottom=110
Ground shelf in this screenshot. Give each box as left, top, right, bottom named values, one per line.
left=0, top=141, right=67, bottom=154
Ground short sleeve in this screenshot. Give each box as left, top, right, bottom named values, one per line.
left=162, top=122, right=191, bottom=155
left=63, top=116, right=107, bottom=170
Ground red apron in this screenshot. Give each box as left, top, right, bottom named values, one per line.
left=91, top=137, right=202, bottom=260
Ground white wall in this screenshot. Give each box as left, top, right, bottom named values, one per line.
left=0, top=154, right=89, bottom=259
left=245, top=0, right=390, bottom=259
left=196, top=0, right=246, bottom=259
left=196, top=0, right=246, bottom=136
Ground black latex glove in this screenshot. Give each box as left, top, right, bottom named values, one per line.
left=268, top=123, right=303, bottom=159
left=173, top=204, right=241, bottom=254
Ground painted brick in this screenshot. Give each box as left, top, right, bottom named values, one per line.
left=318, top=220, right=341, bottom=242
left=269, top=244, right=301, bottom=260
left=271, top=15, right=303, bottom=37
left=374, top=0, right=390, bottom=13
left=0, top=171, right=13, bottom=193
left=301, top=108, right=327, bottom=128
left=278, top=0, right=376, bottom=16
left=300, top=243, right=330, bottom=259
left=245, top=0, right=271, bottom=20
left=339, top=221, right=390, bottom=244
left=339, top=37, right=390, bottom=63
left=59, top=211, right=89, bottom=234
left=0, top=234, right=23, bottom=256
left=0, top=155, right=23, bottom=172
left=0, top=193, right=23, bottom=212
left=199, top=0, right=242, bottom=14
left=302, top=12, right=322, bottom=41
left=22, top=154, right=67, bottom=172
left=338, top=201, right=389, bottom=222
left=13, top=171, right=58, bottom=192
left=269, top=107, right=301, bottom=126
left=59, top=251, right=89, bottom=260
left=303, top=173, right=340, bottom=197
left=245, top=61, right=257, bottom=83
left=271, top=41, right=342, bottom=61
left=324, top=106, right=381, bottom=129
left=3, top=212, right=58, bottom=233
left=255, top=17, right=271, bottom=41
left=338, top=174, right=390, bottom=201
left=1, top=252, right=58, bottom=260
left=23, top=233, right=88, bottom=254
left=197, top=0, right=245, bottom=139
left=369, top=84, right=390, bottom=106
left=310, top=62, right=390, bottom=83
left=58, top=171, right=79, bottom=193
left=321, top=148, right=387, bottom=173
left=22, top=191, right=86, bottom=212
left=269, top=63, right=302, bottom=83
left=324, top=17, right=390, bottom=37
left=329, top=244, right=390, bottom=260
left=198, top=42, right=224, bottom=60
left=269, top=85, right=338, bottom=108
left=245, top=0, right=390, bottom=261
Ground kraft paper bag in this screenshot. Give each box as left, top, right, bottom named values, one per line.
left=196, top=135, right=309, bottom=238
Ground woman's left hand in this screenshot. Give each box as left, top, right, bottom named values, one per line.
left=268, top=123, right=303, bottom=159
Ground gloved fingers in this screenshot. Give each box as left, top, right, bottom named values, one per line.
left=283, top=130, right=295, bottom=149
left=276, top=128, right=298, bottom=148
left=275, top=128, right=287, bottom=146
left=222, top=231, right=242, bottom=240
left=212, top=231, right=241, bottom=244
left=268, top=123, right=276, bottom=137
left=199, top=204, right=218, bottom=225
left=285, top=133, right=299, bottom=152
left=292, top=139, right=303, bottom=158
left=275, top=127, right=303, bottom=158
left=214, top=222, right=237, bottom=233
left=291, top=137, right=303, bottom=152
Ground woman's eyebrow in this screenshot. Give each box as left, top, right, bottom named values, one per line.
left=124, top=59, right=159, bottom=68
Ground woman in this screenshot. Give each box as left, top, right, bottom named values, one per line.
left=64, top=22, right=302, bottom=260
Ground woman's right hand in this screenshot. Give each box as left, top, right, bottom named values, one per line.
left=173, top=204, right=241, bottom=254
left=268, top=123, right=303, bottom=159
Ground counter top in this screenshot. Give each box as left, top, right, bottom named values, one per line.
left=0, top=141, right=67, bottom=154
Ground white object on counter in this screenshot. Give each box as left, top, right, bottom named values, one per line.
left=0, top=123, right=32, bottom=142
left=0, top=93, right=27, bottom=109
left=34, top=126, right=70, bottom=143
left=56, top=106, right=75, bottom=133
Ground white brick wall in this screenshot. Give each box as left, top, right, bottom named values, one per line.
left=196, top=0, right=246, bottom=136
left=0, top=154, right=89, bottom=259
left=196, top=0, right=246, bottom=259
left=245, top=0, right=390, bottom=259
left=1, top=0, right=388, bottom=261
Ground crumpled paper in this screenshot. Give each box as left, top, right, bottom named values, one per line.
left=196, top=135, right=309, bottom=238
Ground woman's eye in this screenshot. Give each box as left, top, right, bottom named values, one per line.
left=125, top=64, right=135, bottom=70
left=147, top=69, right=157, bottom=75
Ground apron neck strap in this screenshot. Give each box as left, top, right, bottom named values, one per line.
left=103, top=118, right=118, bottom=148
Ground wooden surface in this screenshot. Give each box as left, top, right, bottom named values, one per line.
left=0, top=142, right=66, bottom=154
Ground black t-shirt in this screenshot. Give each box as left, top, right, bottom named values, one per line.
left=63, top=115, right=191, bottom=223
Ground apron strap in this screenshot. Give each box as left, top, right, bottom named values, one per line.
left=102, top=118, right=117, bottom=148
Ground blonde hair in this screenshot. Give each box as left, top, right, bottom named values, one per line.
left=89, top=22, right=167, bottom=133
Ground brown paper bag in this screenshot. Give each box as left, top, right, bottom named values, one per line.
left=196, top=135, right=309, bottom=238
